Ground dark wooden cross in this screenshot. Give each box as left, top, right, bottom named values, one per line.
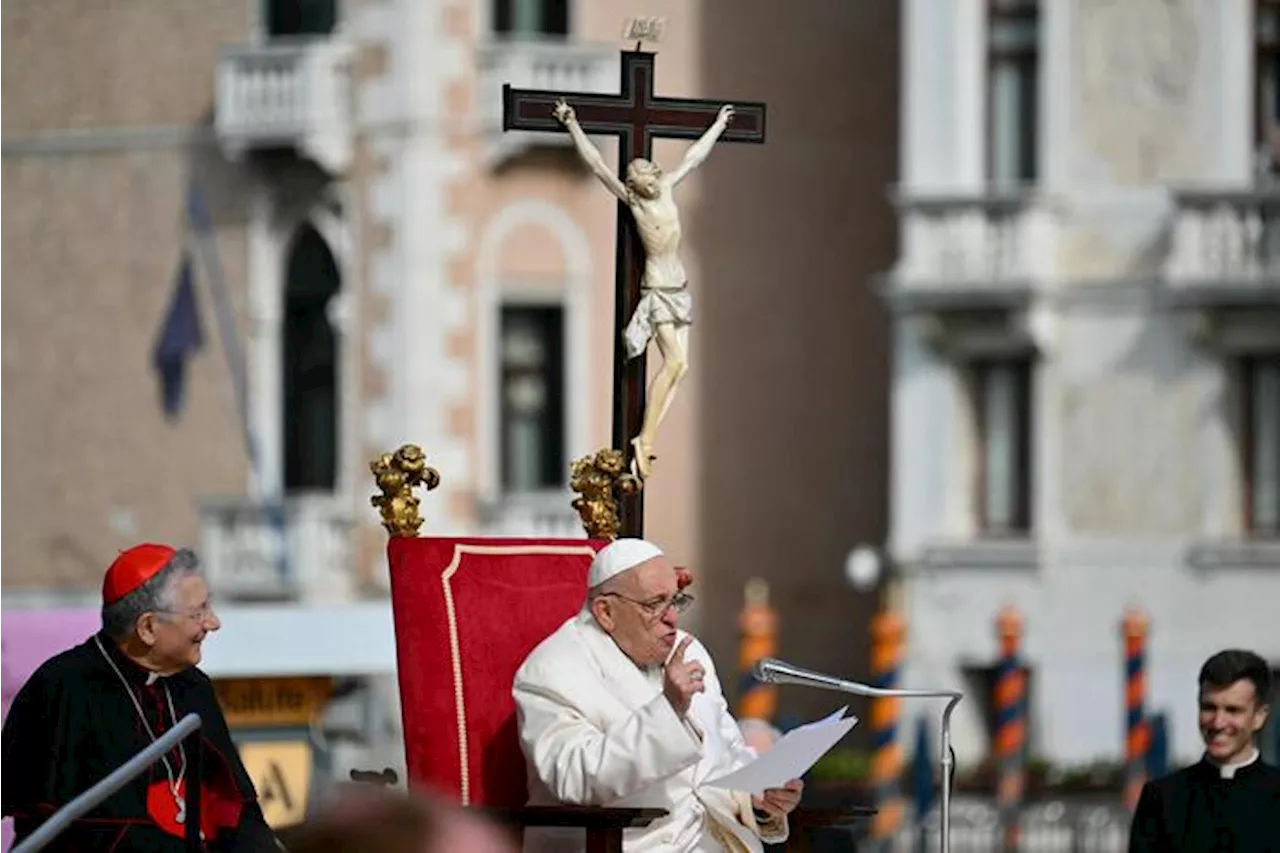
left=502, top=51, right=766, bottom=537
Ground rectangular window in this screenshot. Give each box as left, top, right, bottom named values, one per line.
left=1256, top=0, right=1280, bottom=162
left=975, top=358, right=1033, bottom=534
left=266, top=0, right=337, bottom=37
left=500, top=306, right=565, bottom=493
left=1244, top=356, right=1280, bottom=534
left=987, top=0, right=1040, bottom=186
left=492, top=0, right=568, bottom=37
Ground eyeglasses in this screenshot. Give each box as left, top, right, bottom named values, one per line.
left=156, top=601, right=216, bottom=624
left=598, top=591, right=694, bottom=620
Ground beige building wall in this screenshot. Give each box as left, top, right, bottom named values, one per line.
left=691, top=0, right=899, bottom=721
left=2, top=0, right=255, bottom=588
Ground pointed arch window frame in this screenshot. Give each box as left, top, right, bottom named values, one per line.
left=246, top=190, right=354, bottom=502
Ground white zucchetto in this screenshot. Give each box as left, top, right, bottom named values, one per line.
left=588, top=538, right=664, bottom=588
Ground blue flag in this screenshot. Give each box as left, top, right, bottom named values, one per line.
left=152, top=250, right=203, bottom=417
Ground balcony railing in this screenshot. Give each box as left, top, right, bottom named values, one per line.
left=1165, top=188, right=1280, bottom=288
left=199, top=495, right=355, bottom=602
left=215, top=38, right=354, bottom=174
left=890, top=191, right=1052, bottom=290
left=475, top=39, right=618, bottom=164
left=477, top=491, right=586, bottom=539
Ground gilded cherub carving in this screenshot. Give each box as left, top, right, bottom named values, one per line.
left=370, top=444, right=441, bottom=538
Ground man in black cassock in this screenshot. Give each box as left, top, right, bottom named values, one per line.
left=2, top=543, right=281, bottom=851
left=1129, top=648, right=1280, bottom=853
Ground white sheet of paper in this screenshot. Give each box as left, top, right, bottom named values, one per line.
left=704, top=706, right=858, bottom=794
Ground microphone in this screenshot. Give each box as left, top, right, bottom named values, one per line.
left=753, top=658, right=857, bottom=693
left=752, top=656, right=964, bottom=853
left=753, top=657, right=963, bottom=701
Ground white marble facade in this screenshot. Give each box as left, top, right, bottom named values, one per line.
left=889, top=0, right=1280, bottom=767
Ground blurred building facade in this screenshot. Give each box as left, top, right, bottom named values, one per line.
left=2, top=0, right=899, bottom=819
left=887, top=0, right=1280, bottom=770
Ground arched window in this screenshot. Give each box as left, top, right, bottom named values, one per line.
left=283, top=224, right=340, bottom=492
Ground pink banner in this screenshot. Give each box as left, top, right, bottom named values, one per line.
left=1, top=608, right=101, bottom=851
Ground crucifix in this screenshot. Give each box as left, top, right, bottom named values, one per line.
left=502, top=42, right=766, bottom=538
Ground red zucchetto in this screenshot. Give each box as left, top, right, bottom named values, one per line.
left=101, top=543, right=177, bottom=605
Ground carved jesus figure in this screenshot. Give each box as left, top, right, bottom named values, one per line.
left=554, top=98, right=734, bottom=480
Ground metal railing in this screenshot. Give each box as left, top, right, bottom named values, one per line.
left=13, top=713, right=204, bottom=853
left=895, top=799, right=1132, bottom=853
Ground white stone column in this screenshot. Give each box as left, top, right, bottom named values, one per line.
left=247, top=182, right=284, bottom=500
left=1208, top=0, right=1254, bottom=185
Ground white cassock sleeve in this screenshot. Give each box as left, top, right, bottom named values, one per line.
left=514, top=680, right=704, bottom=806
left=702, top=655, right=790, bottom=845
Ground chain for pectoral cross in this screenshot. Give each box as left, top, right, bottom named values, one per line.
left=95, top=637, right=189, bottom=823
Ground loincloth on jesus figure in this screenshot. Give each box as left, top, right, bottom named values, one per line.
left=624, top=284, right=692, bottom=361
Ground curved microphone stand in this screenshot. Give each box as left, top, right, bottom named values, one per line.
left=753, top=657, right=963, bottom=853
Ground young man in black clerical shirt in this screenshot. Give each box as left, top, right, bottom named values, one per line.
left=1129, top=649, right=1280, bottom=853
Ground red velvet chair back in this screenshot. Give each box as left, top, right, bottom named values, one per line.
left=386, top=537, right=604, bottom=807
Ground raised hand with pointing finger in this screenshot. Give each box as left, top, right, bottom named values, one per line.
left=663, top=635, right=705, bottom=716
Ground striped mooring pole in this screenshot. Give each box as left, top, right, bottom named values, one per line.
left=736, top=578, right=778, bottom=722
left=1123, top=607, right=1150, bottom=812
left=994, top=605, right=1026, bottom=853
left=869, top=605, right=906, bottom=845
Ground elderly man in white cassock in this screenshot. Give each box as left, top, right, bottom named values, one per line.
left=513, top=538, right=803, bottom=853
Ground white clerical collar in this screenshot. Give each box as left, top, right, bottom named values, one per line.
left=1209, top=747, right=1259, bottom=779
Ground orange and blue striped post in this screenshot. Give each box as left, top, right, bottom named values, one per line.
left=869, top=606, right=906, bottom=846
left=994, top=605, right=1025, bottom=852
left=1123, top=607, right=1150, bottom=812
left=736, top=578, right=778, bottom=722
